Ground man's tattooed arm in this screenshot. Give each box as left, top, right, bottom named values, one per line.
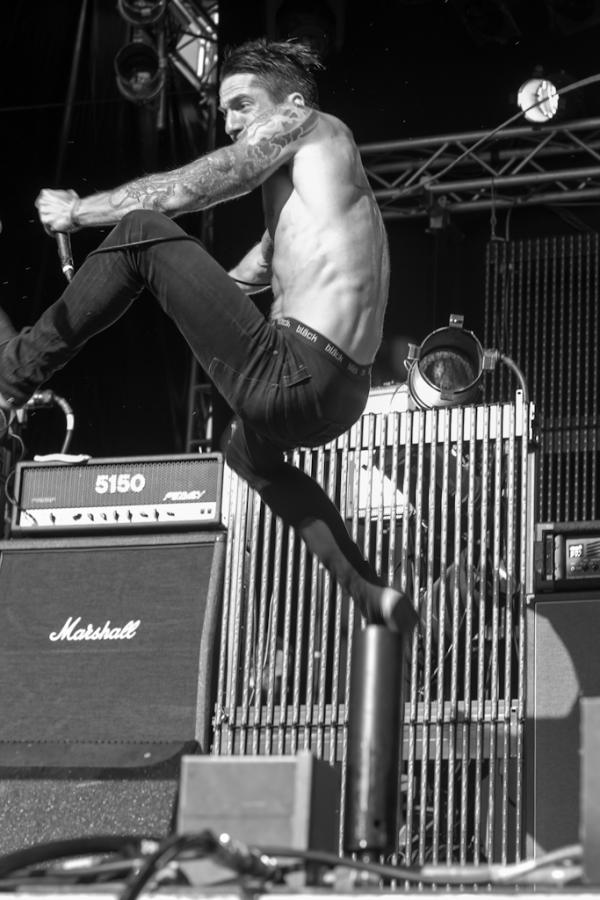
left=70, top=106, right=320, bottom=229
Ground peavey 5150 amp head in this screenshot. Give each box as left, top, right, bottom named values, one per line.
left=10, top=454, right=223, bottom=536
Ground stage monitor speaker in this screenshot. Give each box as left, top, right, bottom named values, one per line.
left=0, top=530, right=226, bottom=852
left=526, top=591, right=600, bottom=857
left=177, top=752, right=341, bottom=886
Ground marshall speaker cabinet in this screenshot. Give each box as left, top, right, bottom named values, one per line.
left=0, top=529, right=226, bottom=851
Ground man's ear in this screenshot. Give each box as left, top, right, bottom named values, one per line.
left=287, top=91, right=306, bottom=107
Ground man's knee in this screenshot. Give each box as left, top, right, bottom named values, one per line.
left=117, top=209, right=172, bottom=234
left=223, top=419, right=280, bottom=492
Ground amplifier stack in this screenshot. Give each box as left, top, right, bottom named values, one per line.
left=0, top=453, right=227, bottom=851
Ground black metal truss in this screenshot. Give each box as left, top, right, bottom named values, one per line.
left=360, top=116, right=600, bottom=220
left=166, top=0, right=218, bottom=99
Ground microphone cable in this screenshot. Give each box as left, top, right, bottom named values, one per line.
left=19, top=390, right=75, bottom=454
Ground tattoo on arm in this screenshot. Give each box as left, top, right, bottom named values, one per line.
left=109, top=108, right=320, bottom=215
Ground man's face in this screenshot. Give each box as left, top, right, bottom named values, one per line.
left=219, top=73, right=280, bottom=142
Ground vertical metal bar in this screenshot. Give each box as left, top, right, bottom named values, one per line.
left=262, top=516, right=284, bottom=754
left=497, top=242, right=507, bottom=399
left=226, top=481, right=253, bottom=754
left=240, top=492, right=262, bottom=754
left=434, top=410, right=450, bottom=862
left=473, top=404, right=490, bottom=863
left=564, top=234, right=575, bottom=521
left=515, top=240, right=524, bottom=389
left=302, top=456, right=320, bottom=751
left=251, top=504, right=274, bottom=753
left=213, top=471, right=241, bottom=753
left=539, top=238, right=549, bottom=524
left=592, top=235, right=599, bottom=519
left=500, top=401, right=517, bottom=863
left=329, top=435, right=348, bottom=766
left=403, top=410, right=420, bottom=867
left=316, top=443, right=334, bottom=759
left=582, top=235, right=591, bottom=520
left=459, top=407, right=477, bottom=862
left=485, top=404, right=503, bottom=861
left=277, top=504, right=297, bottom=755
left=546, top=236, right=557, bottom=524
left=484, top=242, right=493, bottom=357
left=531, top=240, right=541, bottom=414
left=290, top=449, right=311, bottom=754
left=573, top=236, right=583, bottom=520
left=425, top=410, right=440, bottom=861
left=555, top=236, right=566, bottom=522
left=446, top=406, right=463, bottom=862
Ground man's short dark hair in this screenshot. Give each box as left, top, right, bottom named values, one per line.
left=220, top=38, right=323, bottom=109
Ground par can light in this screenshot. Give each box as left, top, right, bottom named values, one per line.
left=114, top=37, right=164, bottom=103
left=117, top=0, right=167, bottom=26
left=405, top=314, right=495, bottom=409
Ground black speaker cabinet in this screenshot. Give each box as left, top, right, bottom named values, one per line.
left=0, top=531, right=226, bottom=852
left=526, top=591, right=600, bottom=857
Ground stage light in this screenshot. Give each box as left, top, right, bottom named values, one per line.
left=517, top=76, right=559, bottom=123
left=114, top=33, right=165, bottom=103
left=405, top=315, right=494, bottom=409
left=117, top=0, right=167, bottom=26
left=405, top=315, right=530, bottom=409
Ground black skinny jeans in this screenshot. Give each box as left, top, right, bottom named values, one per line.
left=0, top=211, right=382, bottom=607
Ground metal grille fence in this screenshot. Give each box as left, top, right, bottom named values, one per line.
left=485, top=233, right=600, bottom=522
left=212, top=396, right=534, bottom=866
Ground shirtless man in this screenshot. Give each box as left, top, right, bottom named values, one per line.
left=0, top=39, right=417, bottom=632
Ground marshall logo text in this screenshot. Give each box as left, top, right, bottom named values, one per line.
left=49, top=616, right=140, bottom=642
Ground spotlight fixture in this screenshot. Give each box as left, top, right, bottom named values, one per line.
left=117, top=0, right=167, bottom=26
left=405, top=314, right=496, bottom=409
left=114, top=32, right=165, bottom=103
left=405, top=315, right=530, bottom=409
left=517, top=76, right=559, bottom=123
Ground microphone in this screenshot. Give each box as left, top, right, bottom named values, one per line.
left=55, top=232, right=74, bottom=282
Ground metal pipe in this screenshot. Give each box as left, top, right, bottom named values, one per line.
left=376, top=164, right=600, bottom=198
left=359, top=116, right=600, bottom=155
left=343, top=625, right=403, bottom=855
left=378, top=185, right=600, bottom=218
left=364, top=135, right=600, bottom=178
left=54, top=0, right=89, bottom=183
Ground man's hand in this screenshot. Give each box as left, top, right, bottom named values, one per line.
left=35, top=189, right=81, bottom=234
